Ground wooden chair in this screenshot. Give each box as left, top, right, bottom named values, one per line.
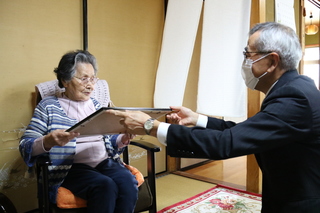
left=35, top=79, right=160, bottom=213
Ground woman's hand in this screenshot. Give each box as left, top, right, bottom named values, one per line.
left=120, top=133, right=136, bottom=146
left=43, top=129, right=80, bottom=151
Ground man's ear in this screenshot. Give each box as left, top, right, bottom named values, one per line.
left=267, top=52, right=280, bottom=72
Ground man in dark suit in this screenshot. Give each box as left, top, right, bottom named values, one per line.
left=108, top=22, right=320, bottom=212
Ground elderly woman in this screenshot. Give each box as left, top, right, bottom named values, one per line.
left=19, top=50, right=138, bottom=213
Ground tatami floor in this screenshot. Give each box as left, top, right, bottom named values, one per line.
left=174, top=156, right=247, bottom=191
left=154, top=174, right=215, bottom=211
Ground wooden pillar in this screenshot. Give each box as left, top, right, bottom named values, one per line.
left=246, top=0, right=266, bottom=193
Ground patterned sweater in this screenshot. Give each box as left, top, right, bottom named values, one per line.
left=19, top=96, right=125, bottom=203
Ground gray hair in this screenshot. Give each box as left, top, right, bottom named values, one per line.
left=54, top=50, right=98, bottom=88
left=249, top=22, right=302, bottom=70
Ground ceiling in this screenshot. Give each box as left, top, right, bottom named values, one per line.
left=305, top=0, right=320, bottom=25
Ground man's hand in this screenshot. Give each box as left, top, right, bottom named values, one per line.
left=167, top=106, right=199, bottom=126
left=106, top=110, right=152, bottom=135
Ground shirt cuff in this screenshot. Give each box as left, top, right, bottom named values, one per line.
left=156, top=115, right=208, bottom=146
left=32, top=136, right=50, bottom=156
left=117, top=134, right=130, bottom=148
left=156, top=122, right=170, bottom=146
left=196, top=114, right=208, bottom=128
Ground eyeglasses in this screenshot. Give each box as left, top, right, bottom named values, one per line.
left=74, top=76, right=99, bottom=85
left=243, top=47, right=271, bottom=59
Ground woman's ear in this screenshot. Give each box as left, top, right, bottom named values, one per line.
left=62, top=80, right=68, bottom=88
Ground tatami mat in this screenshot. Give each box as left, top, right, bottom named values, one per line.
left=150, top=174, right=216, bottom=212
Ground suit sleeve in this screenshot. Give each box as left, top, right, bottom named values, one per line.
left=166, top=86, right=313, bottom=160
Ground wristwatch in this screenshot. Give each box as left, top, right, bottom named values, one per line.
left=144, top=118, right=155, bottom=135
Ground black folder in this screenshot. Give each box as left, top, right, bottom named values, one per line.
left=66, top=107, right=172, bottom=136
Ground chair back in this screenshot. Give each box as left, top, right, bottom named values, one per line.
left=35, top=79, right=111, bottom=107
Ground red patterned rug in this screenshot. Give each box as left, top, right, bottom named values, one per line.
left=157, top=185, right=262, bottom=213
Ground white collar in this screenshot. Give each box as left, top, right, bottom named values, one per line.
left=265, top=80, right=278, bottom=96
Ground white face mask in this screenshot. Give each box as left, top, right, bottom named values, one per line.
left=241, top=53, right=270, bottom=90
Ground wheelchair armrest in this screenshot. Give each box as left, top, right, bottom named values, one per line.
left=122, top=140, right=161, bottom=165
left=130, top=140, right=161, bottom=153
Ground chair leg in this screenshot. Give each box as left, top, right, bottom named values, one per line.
left=147, top=149, right=157, bottom=213
left=37, top=156, right=51, bottom=213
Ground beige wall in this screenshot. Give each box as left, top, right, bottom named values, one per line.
left=0, top=0, right=165, bottom=212
left=306, top=33, right=320, bottom=46
left=88, top=1, right=165, bottom=106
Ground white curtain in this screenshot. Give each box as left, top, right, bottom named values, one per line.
left=153, top=0, right=203, bottom=107
left=154, top=0, right=251, bottom=118
left=197, top=0, right=251, bottom=117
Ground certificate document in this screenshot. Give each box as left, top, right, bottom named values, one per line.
left=66, top=107, right=172, bottom=136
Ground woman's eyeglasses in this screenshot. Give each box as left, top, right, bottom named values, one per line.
left=74, top=76, right=99, bottom=85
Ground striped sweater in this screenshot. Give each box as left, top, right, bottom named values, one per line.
left=19, top=96, right=124, bottom=203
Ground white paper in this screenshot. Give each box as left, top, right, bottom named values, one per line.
left=275, top=0, right=296, bottom=32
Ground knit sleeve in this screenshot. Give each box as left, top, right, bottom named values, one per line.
left=19, top=102, right=49, bottom=167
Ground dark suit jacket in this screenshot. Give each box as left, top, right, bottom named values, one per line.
left=167, top=70, right=320, bottom=212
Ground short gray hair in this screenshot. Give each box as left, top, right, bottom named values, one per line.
left=54, top=50, right=98, bottom=88
left=249, top=22, right=302, bottom=70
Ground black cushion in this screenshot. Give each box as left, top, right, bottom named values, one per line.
left=134, top=180, right=153, bottom=212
